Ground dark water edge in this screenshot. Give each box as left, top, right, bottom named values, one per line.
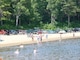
left=0, top=38, right=80, bottom=60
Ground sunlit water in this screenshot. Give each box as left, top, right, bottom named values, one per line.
left=0, top=38, right=80, bottom=60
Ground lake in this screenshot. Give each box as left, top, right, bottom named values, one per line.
left=0, top=38, right=80, bottom=60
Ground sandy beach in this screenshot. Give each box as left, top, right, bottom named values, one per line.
left=0, top=32, right=80, bottom=47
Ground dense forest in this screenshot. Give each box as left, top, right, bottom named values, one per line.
left=0, top=0, right=80, bottom=30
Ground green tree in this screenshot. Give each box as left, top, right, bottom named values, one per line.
left=11, top=0, right=29, bottom=26
left=75, top=0, right=80, bottom=21
left=0, top=0, right=11, bottom=26
left=47, top=0, right=61, bottom=25
left=31, top=0, right=48, bottom=26
left=31, top=0, right=42, bottom=25
left=61, top=0, right=77, bottom=27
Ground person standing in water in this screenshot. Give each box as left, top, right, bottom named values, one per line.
left=33, top=48, right=37, bottom=54
left=33, top=48, right=37, bottom=56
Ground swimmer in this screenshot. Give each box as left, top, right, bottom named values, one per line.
left=33, top=48, right=37, bottom=55
left=19, top=44, right=24, bottom=48
left=14, top=49, right=19, bottom=55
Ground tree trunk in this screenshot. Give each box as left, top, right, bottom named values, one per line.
left=16, top=15, right=19, bottom=26
left=77, top=13, right=79, bottom=21
left=0, top=20, right=3, bottom=26
left=51, top=13, right=55, bottom=25
left=68, top=15, right=70, bottom=27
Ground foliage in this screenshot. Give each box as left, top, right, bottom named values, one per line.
left=43, top=23, right=56, bottom=30
left=0, top=0, right=80, bottom=29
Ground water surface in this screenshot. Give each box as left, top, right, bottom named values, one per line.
left=0, top=38, right=80, bottom=60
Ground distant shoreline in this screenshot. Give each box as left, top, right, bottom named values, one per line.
left=0, top=32, right=80, bottom=47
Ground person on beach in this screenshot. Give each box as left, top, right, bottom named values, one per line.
left=40, top=34, right=42, bottom=42
left=36, top=34, right=42, bottom=44
left=37, top=35, right=40, bottom=43
left=37, top=34, right=43, bottom=44
left=31, top=33, right=34, bottom=41
left=46, top=34, right=48, bottom=39
left=73, top=32, right=75, bottom=37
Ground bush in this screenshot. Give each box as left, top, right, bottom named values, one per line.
left=43, top=23, right=56, bottom=30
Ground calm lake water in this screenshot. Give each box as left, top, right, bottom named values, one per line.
left=0, top=38, right=80, bottom=60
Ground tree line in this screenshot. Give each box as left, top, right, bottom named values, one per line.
left=0, top=0, right=80, bottom=29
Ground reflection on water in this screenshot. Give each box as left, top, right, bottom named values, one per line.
left=0, top=39, right=80, bottom=60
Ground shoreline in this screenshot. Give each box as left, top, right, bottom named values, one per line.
left=0, top=32, right=80, bottom=47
